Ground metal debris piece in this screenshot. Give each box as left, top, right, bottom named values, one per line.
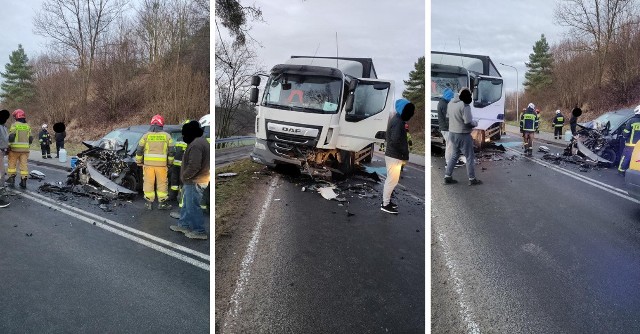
left=217, top=172, right=238, bottom=177
left=538, top=146, right=550, bottom=153
left=29, top=170, right=46, bottom=179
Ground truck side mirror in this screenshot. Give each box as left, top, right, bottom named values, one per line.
left=250, top=87, right=259, bottom=104
left=251, top=75, right=261, bottom=87
left=348, top=80, right=358, bottom=92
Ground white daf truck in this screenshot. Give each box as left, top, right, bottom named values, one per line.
left=249, top=56, right=395, bottom=178
left=431, top=51, right=505, bottom=148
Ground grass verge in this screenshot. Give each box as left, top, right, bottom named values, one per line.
left=214, top=158, right=265, bottom=239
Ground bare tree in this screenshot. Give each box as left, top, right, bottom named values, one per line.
left=215, top=42, right=260, bottom=139
left=554, top=0, right=637, bottom=87
left=33, top=0, right=127, bottom=106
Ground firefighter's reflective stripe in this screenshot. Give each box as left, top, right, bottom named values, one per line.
left=10, top=123, right=31, bottom=151
left=171, top=185, right=179, bottom=191
left=178, top=187, right=184, bottom=208
left=554, top=116, right=564, bottom=127
left=624, top=122, right=640, bottom=145
left=173, top=141, right=187, bottom=167
left=144, top=153, right=168, bottom=161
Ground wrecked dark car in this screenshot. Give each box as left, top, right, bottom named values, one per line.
left=69, top=125, right=183, bottom=193
left=574, top=108, right=634, bottom=165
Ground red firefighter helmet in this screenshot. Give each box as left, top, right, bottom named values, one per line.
left=150, top=114, right=164, bottom=126
left=13, top=109, right=25, bottom=119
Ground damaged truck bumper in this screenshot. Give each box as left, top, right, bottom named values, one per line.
left=250, top=138, right=301, bottom=167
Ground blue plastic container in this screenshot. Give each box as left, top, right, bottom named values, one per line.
left=70, top=156, right=79, bottom=169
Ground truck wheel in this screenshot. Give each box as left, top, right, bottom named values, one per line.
left=335, top=150, right=354, bottom=179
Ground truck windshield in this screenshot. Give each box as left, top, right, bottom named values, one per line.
left=431, top=72, right=466, bottom=100
left=262, top=73, right=343, bottom=114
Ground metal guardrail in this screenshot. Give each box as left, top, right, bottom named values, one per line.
left=215, top=136, right=256, bottom=149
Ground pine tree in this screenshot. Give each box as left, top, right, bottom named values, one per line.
left=0, top=44, right=35, bottom=109
left=523, top=34, right=553, bottom=93
left=403, top=56, right=425, bottom=112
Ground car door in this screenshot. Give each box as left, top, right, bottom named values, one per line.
left=336, top=79, right=395, bottom=152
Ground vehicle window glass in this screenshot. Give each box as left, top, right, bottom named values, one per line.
left=431, top=72, right=466, bottom=100
left=346, top=81, right=390, bottom=122
left=262, top=74, right=342, bottom=114
left=474, top=78, right=503, bottom=108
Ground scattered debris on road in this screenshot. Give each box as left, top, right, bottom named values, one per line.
left=29, top=170, right=46, bottom=180
left=217, top=172, right=238, bottom=178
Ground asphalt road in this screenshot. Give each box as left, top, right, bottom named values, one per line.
left=216, top=155, right=426, bottom=333
left=1, top=164, right=210, bottom=333
left=432, top=133, right=640, bottom=333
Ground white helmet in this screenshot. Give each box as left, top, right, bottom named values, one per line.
left=42, top=123, right=48, bottom=129
left=635, top=105, right=640, bottom=114
left=199, top=114, right=211, bottom=128
left=556, top=110, right=561, bottom=114
left=528, top=103, right=535, bottom=109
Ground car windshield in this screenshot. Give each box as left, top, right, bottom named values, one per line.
left=593, top=111, right=632, bottom=131
left=262, top=73, right=343, bottom=114
left=102, top=130, right=144, bottom=155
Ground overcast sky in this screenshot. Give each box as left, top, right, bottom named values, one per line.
left=220, top=0, right=426, bottom=98
left=431, top=0, right=567, bottom=96
left=0, top=2, right=47, bottom=68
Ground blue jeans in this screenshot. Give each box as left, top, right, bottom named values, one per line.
left=178, top=184, right=206, bottom=234
left=445, top=132, right=476, bottom=180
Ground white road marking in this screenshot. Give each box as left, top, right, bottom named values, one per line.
left=506, top=148, right=640, bottom=204
left=222, top=175, right=279, bottom=332
left=13, top=189, right=210, bottom=271
left=436, top=231, right=481, bottom=334
left=23, top=189, right=210, bottom=261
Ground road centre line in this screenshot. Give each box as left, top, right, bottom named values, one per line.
left=14, top=189, right=210, bottom=271
left=506, top=148, right=640, bottom=205
left=223, top=175, right=279, bottom=332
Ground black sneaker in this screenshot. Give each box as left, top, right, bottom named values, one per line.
left=380, top=202, right=399, bottom=209
left=469, top=178, right=483, bottom=186
left=381, top=203, right=398, bottom=214
left=0, top=198, right=9, bottom=208
left=444, top=176, right=458, bottom=185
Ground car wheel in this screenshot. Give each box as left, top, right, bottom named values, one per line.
left=121, top=174, right=137, bottom=192
left=600, top=148, right=617, bottom=165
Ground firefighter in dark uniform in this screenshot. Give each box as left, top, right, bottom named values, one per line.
left=520, top=103, right=539, bottom=156
left=169, top=120, right=190, bottom=201
left=553, top=109, right=565, bottom=140
left=618, top=105, right=640, bottom=173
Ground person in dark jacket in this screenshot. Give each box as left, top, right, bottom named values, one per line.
left=53, top=122, right=66, bottom=158
left=618, top=105, right=640, bottom=173
left=381, top=99, right=415, bottom=214
left=169, top=121, right=210, bottom=239
left=570, top=107, right=581, bottom=136
left=520, top=103, right=539, bottom=156
left=443, top=88, right=481, bottom=185
left=553, top=109, right=565, bottom=140
left=38, top=124, right=52, bottom=159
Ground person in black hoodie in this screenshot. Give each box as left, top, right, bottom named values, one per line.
left=381, top=98, right=414, bottom=214
left=53, top=122, right=66, bottom=158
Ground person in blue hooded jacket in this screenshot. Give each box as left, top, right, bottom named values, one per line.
left=381, top=98, right=415, bottom=214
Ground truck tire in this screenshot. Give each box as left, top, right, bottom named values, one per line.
left=334, top=150, right=354, bottom=179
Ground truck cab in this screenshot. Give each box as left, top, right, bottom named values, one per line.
left=249, top=56, right=395, bottom=178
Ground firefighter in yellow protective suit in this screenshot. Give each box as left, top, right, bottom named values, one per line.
left=136, top=114, right=175, bottom=210
left=7, top=109, right=33, bottom=189
left=169, top=120, right=190, bottom=202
